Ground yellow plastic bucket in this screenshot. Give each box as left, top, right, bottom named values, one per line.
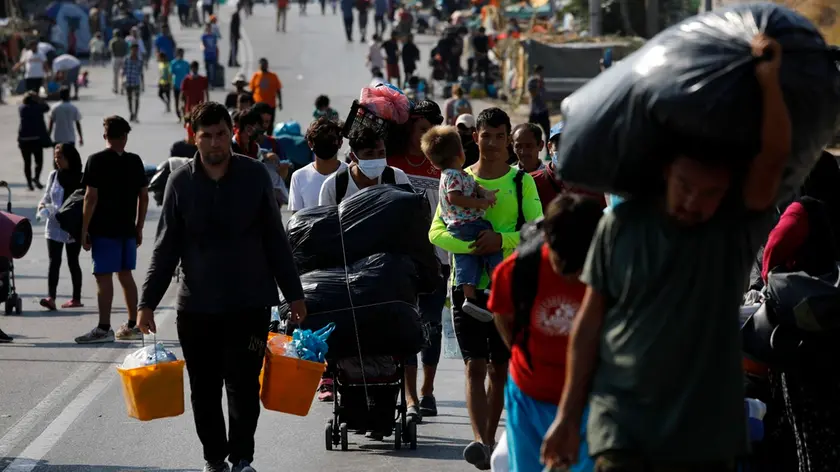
left=260, top=334, right=326, bottom=416
left=117, top=359, right=186, bottom=421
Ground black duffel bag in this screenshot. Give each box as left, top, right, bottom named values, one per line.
left=149, top=157, right=191, bottom=206
left=277, top=253, right=424, bottom=359
left=287, top=184, right=440, bottom=293
left=55, top=188, right=85, bottom=241
left=742, top=267, right=840, bottom=367
left=558, top=3, right=840, bottom=201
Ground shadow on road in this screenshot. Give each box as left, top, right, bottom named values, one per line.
left=355, top=441, right=469, bottom=460
left=0, top=458, right=200, bottom=471
left=13, top=274, right=48, bottom=280
left=0, top=357, right=129, bottom=365
left=10, top=308, right=98, bottom=318
left=0, top=340, right=179, bottom=350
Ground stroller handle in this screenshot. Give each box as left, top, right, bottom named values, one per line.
left=0, top=181, right=10, bottom=213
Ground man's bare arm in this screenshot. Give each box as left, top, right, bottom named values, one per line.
left=743, top=35, right=791, bottom=212
left=81, top=186, right=99, bottom=239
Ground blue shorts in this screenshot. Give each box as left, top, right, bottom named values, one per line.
left=505, top=375, right=593, bottom=472
left=449, top=219, right=503, bottom=288
left=91, top=237, right=137, bottom=275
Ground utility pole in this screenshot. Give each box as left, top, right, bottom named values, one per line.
left=589, top=0, right=602, bottom=36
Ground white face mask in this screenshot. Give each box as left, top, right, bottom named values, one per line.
left=357, top=158, right=387, bottom=180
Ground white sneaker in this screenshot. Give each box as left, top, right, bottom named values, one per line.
left=74, top=327, right=115, bottom=344
left=462, top=300, right=494, bottom=322
left=115, top=323, right=143, bottom=340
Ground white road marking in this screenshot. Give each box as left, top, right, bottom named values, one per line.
left=0, top=309, right=175, bottom=472
left=0, top=347, right=117, bottom=460
left=2, top=364, right=115, bottom=472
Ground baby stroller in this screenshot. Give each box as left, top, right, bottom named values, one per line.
left=324, top=355, right=418, bottom=451
left=0, top=182, right=24, bottom=316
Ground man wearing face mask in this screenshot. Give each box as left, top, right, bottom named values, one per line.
left=288, top=117, right=347, bottom=213
left=532, top=121, right=605, bottom=212
left=318, top=126, right=412, bottom=205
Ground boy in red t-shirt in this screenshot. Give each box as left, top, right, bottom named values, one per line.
left=488, top=194, right=602, bottom=472
left=179, top=61, right=209, bottom=116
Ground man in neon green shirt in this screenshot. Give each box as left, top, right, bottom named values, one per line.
left=429, top=108, right=543, bottom=469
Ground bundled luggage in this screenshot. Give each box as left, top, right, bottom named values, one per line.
left=277, top=253, right=425, bottom=359
left=286, top=185, right=440, bottom=293
left=557, top=3, right=840, bottom=201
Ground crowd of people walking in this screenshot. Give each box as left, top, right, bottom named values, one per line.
left=2, top=5, right=839, bottom=472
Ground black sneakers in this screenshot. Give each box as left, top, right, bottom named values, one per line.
left=419, top=395, right=437, bottom=417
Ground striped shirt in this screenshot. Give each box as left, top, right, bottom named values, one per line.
left=123, top=57, right=144, bottom=87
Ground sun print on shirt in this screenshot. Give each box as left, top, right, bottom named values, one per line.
left=535, top=295, right=579, bottom=336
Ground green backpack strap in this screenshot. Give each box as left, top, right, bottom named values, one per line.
left=514, top=169, right=526, bottom=231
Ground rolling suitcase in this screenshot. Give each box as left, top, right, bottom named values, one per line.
left=212, top=63, right=225, bottom=89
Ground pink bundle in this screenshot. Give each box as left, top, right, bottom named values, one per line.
left=359, top=85, right=411, bottom=124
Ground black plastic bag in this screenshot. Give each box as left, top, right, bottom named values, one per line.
left=150, top=158, right=191, bottom=207
left=287, top=185, right=440, bottom=293
left=277, top=253, right=424, bottom=359
left=558, top=3, right=840, bottom=200
left=149, top=163, right=170, bottom=207
left=55, top=188, right=85, bottom=241
left=766, top=268, right=840, bottom=333
left=286, top=204, right=341, bottom=270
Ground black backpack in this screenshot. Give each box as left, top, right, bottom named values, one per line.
left=496, top=169, right=537, bottom=364
left=334, top=166, right=396, bottom=205
left=509, top=218, right=543, bottom=369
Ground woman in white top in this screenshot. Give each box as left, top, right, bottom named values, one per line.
left=37, top=143, right=84, bottom=311
left=15, top=41, right=49, bottom=93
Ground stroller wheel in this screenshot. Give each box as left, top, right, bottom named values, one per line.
left=339, top=422, right=348, bottom=451
left=15, top=296, right=22, bottom=315
left=393, top=421, right=402, bottom=450
left=406, top=417, right=417, bottom=450
left=325, top=420, right=334, bottom=451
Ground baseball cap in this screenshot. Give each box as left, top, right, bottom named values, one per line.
left=232, top=73, right=247, bottom=85
left=455, top=114, right=476, bottom=129
left=549, top=121, right=564, bottom=141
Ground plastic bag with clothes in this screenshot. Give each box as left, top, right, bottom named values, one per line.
left=121, top=343, right=179, bottom=370
left=267, top=323, right=335, bottom=362
left=286, top=185, right=440, bottom=293
left=277, top=253, right=425, bottom=359
left=292, top=324, right=335, bottom=362
left=359, top=84, right=412, bottom=124
left=273, top=121, right=314, bottom=169
left=557, top=3, right=840, bottom=201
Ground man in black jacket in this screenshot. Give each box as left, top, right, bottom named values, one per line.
left=229, top=5, right=241, bottom=67
left=137, top=101, right=306, bottom=472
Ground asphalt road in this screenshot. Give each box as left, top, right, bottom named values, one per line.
left=0, top=4, right=512, bottom=471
